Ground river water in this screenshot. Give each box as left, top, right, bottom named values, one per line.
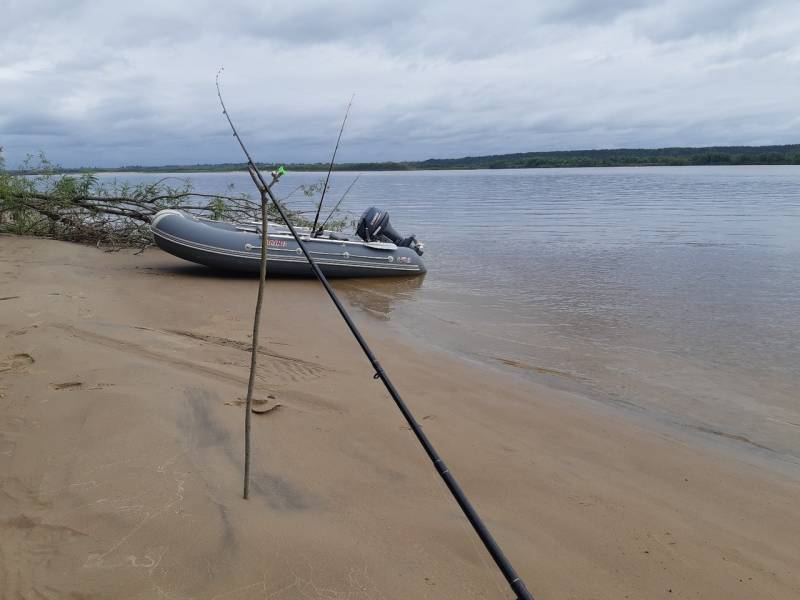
left=100, top=166, right=800, bottom=466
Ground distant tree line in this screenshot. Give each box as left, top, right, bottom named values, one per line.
left=412, top=145, right=800, bottom=170
left=18, top=144, right=800, bottom=174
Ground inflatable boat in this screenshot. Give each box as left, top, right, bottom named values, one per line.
left=150, top=206, right=426, bottom=277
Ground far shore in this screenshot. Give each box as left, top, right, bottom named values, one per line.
left=9, top=142, right=800, bottom=175
left=1, top=235, right=799, bottom=599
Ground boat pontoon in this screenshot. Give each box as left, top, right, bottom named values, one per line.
left=150, top=206, right=426, bottom=277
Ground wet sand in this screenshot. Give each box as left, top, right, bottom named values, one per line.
left=1, top=235, right=799, bottom=599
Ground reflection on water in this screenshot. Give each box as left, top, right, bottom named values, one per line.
left=102, top=166, right=800, bottom=466
left=333, top=276, right=425, bottom=320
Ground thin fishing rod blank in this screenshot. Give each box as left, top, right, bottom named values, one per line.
left=311, top=94, right=354, bottom=236
left=216, top=75, right=534, bottom=600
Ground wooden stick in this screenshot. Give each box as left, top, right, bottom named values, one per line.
left=242, top=187, right=269, bottom=499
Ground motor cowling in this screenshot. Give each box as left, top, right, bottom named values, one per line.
left=356, top=207, right=423, bottom=255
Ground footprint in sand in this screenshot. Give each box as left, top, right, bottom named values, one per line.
left=47, top=382, right=115, bottom=391
left=49, top=382, right=83, bottom=391
left=6, top=323, right=41, bottom=337
left=0, top=353, right=34, bottom=374
left=87, top=383, right=114, bottom=391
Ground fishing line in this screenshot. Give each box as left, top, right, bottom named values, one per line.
left=319, top=174, right=361, bottom=232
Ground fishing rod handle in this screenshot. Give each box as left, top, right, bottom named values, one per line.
left=371, top=364, right=535, bottom=600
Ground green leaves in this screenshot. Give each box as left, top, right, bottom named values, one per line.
left=207, top=197, right=227, bottom=221
left=0, top=151, right=328, bottom=246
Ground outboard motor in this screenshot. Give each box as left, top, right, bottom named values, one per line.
left=356, top=207, right=424, bottom=255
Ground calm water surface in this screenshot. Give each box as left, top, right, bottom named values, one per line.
left=102, top=167, right=800, bottom=464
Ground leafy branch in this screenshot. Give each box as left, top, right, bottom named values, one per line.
left=0, top=150, right=348, bottom=249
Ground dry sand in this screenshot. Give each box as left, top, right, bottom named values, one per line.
left=1, top=235, right=798, bottom=599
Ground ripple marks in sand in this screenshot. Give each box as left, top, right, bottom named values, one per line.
left=53, top=324, right=328, bottom=386
left=159, top=329, right=326, bottom=383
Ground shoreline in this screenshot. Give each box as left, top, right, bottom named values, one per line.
left=1, top=236, right=799, bottom=598
left=389, top=312, right=800, bottom=477
left=335, top=278, right=800, bottom=480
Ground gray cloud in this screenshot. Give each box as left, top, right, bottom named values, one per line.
left=1, top=0, right=799, bottom=168
left=539, top=0, right=649, bottom=26
left=629, top=0, right=786, bottom=43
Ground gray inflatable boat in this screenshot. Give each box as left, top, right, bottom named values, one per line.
left=151, top=206, right=426, bottom=277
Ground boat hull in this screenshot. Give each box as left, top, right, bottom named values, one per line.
left=150, top=210, right=426, bottom=278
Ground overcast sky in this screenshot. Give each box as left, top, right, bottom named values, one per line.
left=1, top=0, right=799, bottom=167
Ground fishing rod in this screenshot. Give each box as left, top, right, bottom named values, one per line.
left=215, top=77, right=534, bottom=600
left=310, top=94, right=354, bottom=236
left=317, top=174, right=361, bottom=232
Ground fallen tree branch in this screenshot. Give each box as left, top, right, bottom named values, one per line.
left=1, top=150, right=339, bottom=250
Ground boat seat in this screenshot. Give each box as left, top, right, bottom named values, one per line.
left=326, top=231, right=350, bottom=241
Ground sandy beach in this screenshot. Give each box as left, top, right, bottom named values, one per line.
left=1, top=235, right=798, bottom=599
